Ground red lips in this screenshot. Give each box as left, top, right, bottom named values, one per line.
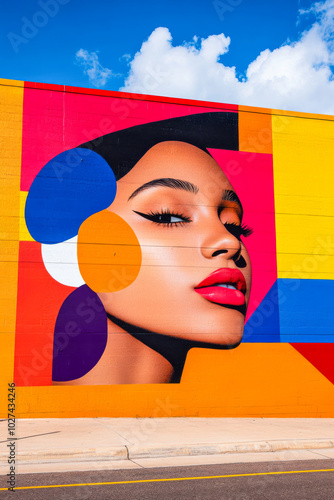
left=194, top=268, right=246, bottom=306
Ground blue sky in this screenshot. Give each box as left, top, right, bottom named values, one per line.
left=2, top=0, right=334, bottom=113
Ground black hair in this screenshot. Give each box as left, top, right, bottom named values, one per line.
left=79, top=111, right=239, bottom=179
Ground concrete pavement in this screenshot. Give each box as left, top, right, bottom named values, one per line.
left=1, top=418, right=334, bottom=474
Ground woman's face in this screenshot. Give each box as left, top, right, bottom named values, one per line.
left=99, top=141, right=252, bottom=346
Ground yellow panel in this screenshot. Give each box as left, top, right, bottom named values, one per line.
left=271, top=107, right=334, bottom=121
left=0, top=80, right=23, bottom=414
left=19, top=191, right=34, bottom=241
left=12, top=344, right=334, bottom=418
left=272, top=114, right=334, bottom=279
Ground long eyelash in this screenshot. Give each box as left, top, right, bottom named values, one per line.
left=150, top=209, right=192, bottom=225
left=223, top=222, right=253, bottom=239
left=133, top=210, right=192, bottom=227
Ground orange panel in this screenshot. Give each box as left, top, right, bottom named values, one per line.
left=13, top=344, right=334, bottom=417
left=0, top=81, right=23, bottom=417
left=182, top=343, right=334, bottom=417
left=239, top=105, right=272, bottom=154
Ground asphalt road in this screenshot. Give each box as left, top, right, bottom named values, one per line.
left=1, top=459, right=333, bottom=499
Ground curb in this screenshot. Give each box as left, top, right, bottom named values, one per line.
left=1, top=439, right=333, bottom=465
left=128, top=439, right=334, bottom=460
left=0, top=446, right=128, bottom=464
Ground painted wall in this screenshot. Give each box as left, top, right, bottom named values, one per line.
left=1, top=78, right=333, bottom=417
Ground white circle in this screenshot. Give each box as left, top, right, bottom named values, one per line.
left=41, top=236, right=85, bottom=287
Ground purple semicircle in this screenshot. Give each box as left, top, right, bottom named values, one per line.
left=52, top=285, right=108, bottom=382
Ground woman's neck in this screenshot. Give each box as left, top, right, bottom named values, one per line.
left=106, top=313, right=192, bottom=383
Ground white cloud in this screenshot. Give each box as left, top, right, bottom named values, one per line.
left=76, top=49, right=113, bottom=87
left=120, top=1, right=334, bottom=114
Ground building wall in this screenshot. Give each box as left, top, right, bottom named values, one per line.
left=1, top=78, right=333, bottom=417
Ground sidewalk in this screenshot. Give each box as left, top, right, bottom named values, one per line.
left=1, top=418, right=334, bottom=474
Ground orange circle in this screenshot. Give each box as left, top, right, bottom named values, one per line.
left=77, top=210, right=142, bottom=293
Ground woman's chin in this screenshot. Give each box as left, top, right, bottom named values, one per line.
left=104, top=301, right=246, bottom=347
left=160, top=307, right=246, bottom=345
left=166, top=329, right=244, bottom=347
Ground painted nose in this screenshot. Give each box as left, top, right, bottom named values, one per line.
left=200, top=220, right=241, bottom=260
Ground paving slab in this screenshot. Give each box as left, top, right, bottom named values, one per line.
left=1, top=418, right=333, bottom=475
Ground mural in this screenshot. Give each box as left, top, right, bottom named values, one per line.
left=25, top=112, right=256, bottom=385
left=1, top=78, right=333, bottom=417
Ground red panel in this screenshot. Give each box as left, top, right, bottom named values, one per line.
left=21, top=86, right=237, bottom=192
left=209, top=150, right=276, bottom=322
left=14, top=241, right=74, bottom=386
left=24, top=81, right=64, bottom=92
left=291, top=343, right=334, bottom=385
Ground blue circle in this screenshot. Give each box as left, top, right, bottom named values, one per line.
left=25, top=148, right=117, bottom=244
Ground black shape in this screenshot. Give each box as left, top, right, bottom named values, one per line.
left=79, top=112, right=239, bottom=180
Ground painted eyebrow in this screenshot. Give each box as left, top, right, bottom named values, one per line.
left=128, top=177, right=199, bottom=200
left=222, top=189, right=243, bottom=218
